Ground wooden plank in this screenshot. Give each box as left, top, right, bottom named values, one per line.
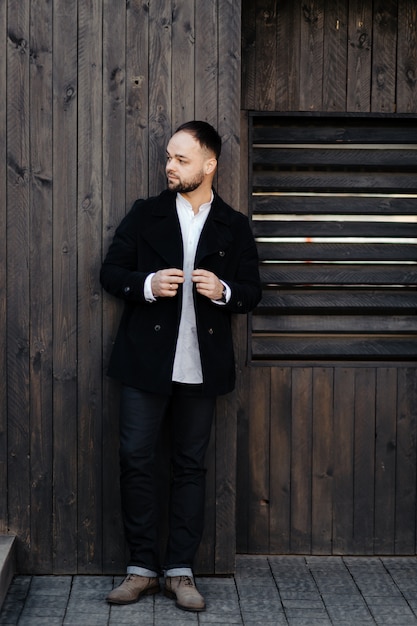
left=171, top=0, right=195, bottom=129
left=269, top=368, right=291, bottom=552
left=217, top=0, right=241, bottom=208
left=253, top=146, right=417, bottom=167
left=241, top=0, right=256, bottom=110
left=253, top=315, right=417, bottom=334
left=332, top=368, right=355, bottom=554
left=252, top=195, right=417, bottom=216
left=396, top=367, right=417, bottom=553
left=323, top=0, right=348, bottom=111
left=148, top=0, right=172, bottom=196
left=102, top=0, right=126, bottom=574
left=258, top=290, right=417, bottom=312
left=290, top=368, right=313, bottom=553
left=252, top=336, right=417, bottom=359
left=371, top=1, right=398, bottom=113
left=257, top=242, right=417, bottom=262
left=28, top=0, right=53, bottom=574
left=77, top=0, right=103, bottom=573
left=254, top=0, right=277, bottom=110
left=276, top=1, right=301, bottom=110
left=259, top=264, right=417, bottom=286
left=215, top=0, right=241, bottom=573
left=236, top=123, right=251, bottom=556
left=52, top=0, right=78, bottom=574
left=397, top=0, right=417, bottom=114
left=247, top=368, right=271, bottom=552
left=236, top=286, right=251, bottom=552
left=299, top=0, right=324, bottom=111
left=126, top=0, right=149, bottom=203
left=352, top=368, right=376, bottom=554
left=311, top=368, right=334, bottom=554
left=374, top=368, right=397, bottom=553
left=253, top=170, right=417, bottom=192
left=195, top=0, right=217, bottom=125
left=347, top=0, right=372, bottom=112
left=253, top=220, right=417, bottom=239
left=0, top=0, right=7, bottom=534
left=252, top=116, right=417, bottom=143
left=6, top=0, right=31, bottom=571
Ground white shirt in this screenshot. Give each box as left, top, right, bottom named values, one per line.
left=144, top=191, right=227, bottom=384
left=172, top=192, right=211, bottom=383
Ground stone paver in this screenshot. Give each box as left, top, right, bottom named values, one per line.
left=1, top=556, right=417, bottom=625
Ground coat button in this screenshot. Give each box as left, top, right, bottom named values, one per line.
left=219, top=250, right=225, bottom=257
left=237, top=301, right=243, bottom=307
left=154, top=325, right=161, bottom=331
left=208, top=328, right=214, bottom=335
left=123, top=286, right=131, bottom=294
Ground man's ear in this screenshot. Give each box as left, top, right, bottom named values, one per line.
left=205, top=158, right=217, bottom=175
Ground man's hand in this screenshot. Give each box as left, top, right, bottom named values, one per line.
left=151, top=268, right=185, bottom=298
left=192, top=269, right=223, bottom=300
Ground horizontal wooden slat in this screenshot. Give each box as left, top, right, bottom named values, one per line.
left=258, top=289, right=417, bottom=312
left=253, top=147, right=417, bottom=168
left=257, top=242, right=417, bottom=262
left=252, top=314, right=417, bottom=333
left=252, top=195, right=417, bottom=216
left=251, top=335, right=417, bottom=359
left=253, top=220, right=417, bottom=239
left=253, top=171, right=417, bottom=193
left=259, top=264, right=417, bottom=286
left=252, top=119, right=417, bottom=144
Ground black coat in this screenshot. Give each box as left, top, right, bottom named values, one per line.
left=100, top=189, right=262, bottom=396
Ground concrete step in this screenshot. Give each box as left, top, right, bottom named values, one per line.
left=0, top=536, right=16, bottom=610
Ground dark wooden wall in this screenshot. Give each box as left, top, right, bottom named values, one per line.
left=2, top=0, right=417, bottom=576
left=1, top=0, right=242, bottom=575
left=243, top=0, right=417, bottom=114
left=238, top=0, right=417, bottom=556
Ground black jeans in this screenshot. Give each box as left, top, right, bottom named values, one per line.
left=119, top=383, right=216, bottom=574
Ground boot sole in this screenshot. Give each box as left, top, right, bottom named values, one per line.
left=107, top=585, right=160, bottom=605
left=164, top=589, right=206, bottom=612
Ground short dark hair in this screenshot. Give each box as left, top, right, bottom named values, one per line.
left=175, top=120, right=222, bottom=160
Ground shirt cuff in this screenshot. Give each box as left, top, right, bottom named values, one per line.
left=144, top=273, right=156, bottom=301
left=212, top=280, right=230, bottom=306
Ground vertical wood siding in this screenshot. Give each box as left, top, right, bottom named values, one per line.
left=242, top=0, right=417, bottom=114
left=239, top=0, right=417, bottom=556
left=237, top=366, right=417, bottom=555
left=1, top=0, right=241, bottom=574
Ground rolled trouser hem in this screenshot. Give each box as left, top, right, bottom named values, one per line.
left=164, top=567, right=193, bottom=577
left=127, top=565, right=159, bottom=577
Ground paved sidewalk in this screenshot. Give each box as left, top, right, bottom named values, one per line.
left=1, top=555, right=417, bottom=625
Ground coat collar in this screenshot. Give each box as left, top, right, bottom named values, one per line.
left=143, top=189, right=233, bottom=267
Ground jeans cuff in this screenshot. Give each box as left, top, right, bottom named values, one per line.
left=127, top=565, right=158, bottom=577
left=165, top=567, right=193, bottom=578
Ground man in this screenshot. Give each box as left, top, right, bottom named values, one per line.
left=100, top=121, right=261, bottom=612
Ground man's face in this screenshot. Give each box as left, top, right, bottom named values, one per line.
left=165, top=131, right=213, bottom=193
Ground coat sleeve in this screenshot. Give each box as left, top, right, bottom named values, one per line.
left=100, top=200, right=149, bottom=302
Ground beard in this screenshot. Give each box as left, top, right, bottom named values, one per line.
left=167, top=170, right=205, bottom=193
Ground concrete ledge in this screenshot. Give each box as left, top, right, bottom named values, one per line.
left=0, top=536, right=16, bottom=610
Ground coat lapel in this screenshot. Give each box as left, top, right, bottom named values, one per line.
left=195, top=195, right=233, bottom=265
left=142, top=193, right=184, bottom=267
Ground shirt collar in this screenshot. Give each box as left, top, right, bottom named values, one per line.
left=176, top=190, right=214, bottom=215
